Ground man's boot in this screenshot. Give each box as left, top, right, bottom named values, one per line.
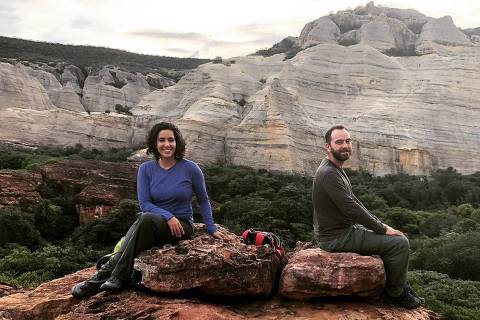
left=384, top=287, right=422, bottom=309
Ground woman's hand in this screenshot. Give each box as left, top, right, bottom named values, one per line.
left=167, top=217, right=185, bottom=238
left=211, top=231, right=225, bottom=239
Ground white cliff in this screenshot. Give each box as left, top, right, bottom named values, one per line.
left=0, top=2, right=479, bottom=176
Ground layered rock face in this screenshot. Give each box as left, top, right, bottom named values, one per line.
left=0, top=61, right=171, bottom=149
left=135, top=224, right=282, bottom=297
left=41, top=159, right=137, bottom=223
left=0, top=159, right=137, bottom=223
left=279, top=248, right=385, bottom=299
left=1, top=2, right=479, bottom=176
left=128, top=3, right=479, bottom=176
left=0, top=170, right=43, bottom=207
left=131, top=41, right=480, bottom=175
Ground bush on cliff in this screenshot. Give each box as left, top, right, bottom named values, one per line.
left=0, top=145, right=139, bottom=170
left=411, top=231, right=480, bottom=281
left=0, top=244, right=108, bottom=287
left=71, top=199, right=139, bottom=248
left=409, top=270, right=480, bottom=320
left=0, top=208, right=41, bottom=248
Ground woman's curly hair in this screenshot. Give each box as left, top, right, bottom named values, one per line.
left=146, top=122, right=186, bottom=161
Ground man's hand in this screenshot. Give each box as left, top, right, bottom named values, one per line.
left=211, top=231, right=225, bottom=239
left=167, top=217, right=185, bottom=238
left=384, top=224, right=403, bottom=236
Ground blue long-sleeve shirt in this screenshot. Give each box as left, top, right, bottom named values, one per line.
left=137, top=159, right=217, bottom=234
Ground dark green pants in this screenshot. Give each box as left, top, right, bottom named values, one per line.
left=93, top=213, right=193, bottom=283
left=317, top=225, right=409, bottom=297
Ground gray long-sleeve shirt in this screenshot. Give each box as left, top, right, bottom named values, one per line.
left=312, top=158, right=387, bottom=242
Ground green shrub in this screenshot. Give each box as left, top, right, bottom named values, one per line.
left=0, top=208, right=41, bottom=248
left=411, top=231, right=480, bottom=281
left=409, top=270, right=480, bottom=320
left=0, top=244, right=108, bottom=288
left=71, top=199, right=139, bottom=248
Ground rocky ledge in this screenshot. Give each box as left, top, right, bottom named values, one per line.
left=0, top=159, right=137, bottom=223
left=0, top=225, right=438, bottom=320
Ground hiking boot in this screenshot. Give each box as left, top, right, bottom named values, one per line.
left=405, top=282, right=425, bottom=304
left=100, top=276, right=125, bottom=293
left=384, top=287, right=422, bottom=309
left=72, top=281, right=102, bottom=298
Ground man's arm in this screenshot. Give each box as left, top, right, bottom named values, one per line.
left=321, top=172, right=387, bottom=234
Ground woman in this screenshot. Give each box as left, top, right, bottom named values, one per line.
left=72, top=122, right=223, bottom=298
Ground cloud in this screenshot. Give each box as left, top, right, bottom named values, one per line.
left=127, top=30, right=206, bottom=41
left=70, top=18, right=93, bottom=29
left=166, top=47, right=195, bottom=54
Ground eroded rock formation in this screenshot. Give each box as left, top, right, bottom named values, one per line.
left=135, top=224, right=282, bottom=297
left=0, top=2, right=479, bottom=176
left=279, top=247, right=385, bottom=299
left=0, top=170, right=43, bottom=207
left=0, top=159, right=137, bottom=223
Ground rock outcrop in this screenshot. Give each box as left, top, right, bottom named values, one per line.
left=135, top=224, right=282, bottom=297
left=0, top=170, right=43, bottom=207
left=0, top=2, right=479, bottom=177
left=82, top=67, right=174, bottom=113
left=0, top=235, right=439, bottom=320
left=0, top=283, right=24, bottom=298
left=40, top=159, right=138, bottom=223
left=298, top=2, right=473, bottom=56
left=279, top=248, right=385, bottom=300
left=0, top=159, right=137, bottom=223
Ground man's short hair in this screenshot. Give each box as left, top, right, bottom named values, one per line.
left=325, top=125, right=348, bottom=144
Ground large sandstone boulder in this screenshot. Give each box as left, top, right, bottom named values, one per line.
left=357, top=18, right=416, bottom=55
left=134, top=224, right=282, bottom=297
left=298, top=17, right=340, bottom=48
left=416, top=16, right=472, bottom=55
left=279, top=248, right=385, bottom=299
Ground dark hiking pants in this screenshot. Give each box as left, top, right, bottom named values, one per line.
left=87, top=212, right=194, bottom=285
left=317, top=225, right=409, bottom=297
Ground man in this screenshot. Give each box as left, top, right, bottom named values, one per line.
left=312, top=125, right=424, bottom=309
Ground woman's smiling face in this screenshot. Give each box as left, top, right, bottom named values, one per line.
left=156, top=129, right=176, bottom=160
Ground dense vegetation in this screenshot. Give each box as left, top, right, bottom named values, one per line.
left=0, top=144, right=140, bottom=170
left=0, top=147, right=479, bottom=319
left=0, top=36, right=209, bottom=77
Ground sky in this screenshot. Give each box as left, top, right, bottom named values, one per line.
left=0, top=0, right=479, bottom=59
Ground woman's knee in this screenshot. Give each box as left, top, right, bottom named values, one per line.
left=138, top=212, right=166, bottom=227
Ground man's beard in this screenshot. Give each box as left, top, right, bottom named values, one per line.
left=332, top=148, right=351, bottom=161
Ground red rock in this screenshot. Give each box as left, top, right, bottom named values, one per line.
left=0, top=266, right=439, bottom=320
left=0, top=267, right=95, bottom=320
left=279, top=248, right=386, bottom=299
left=0, top=170, right=42, bottom=207
left=0, top=283, right=24, bottom=298
left=134, top=224, right=283, bottom=297
left=40, top=159, right=137, bottom=223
